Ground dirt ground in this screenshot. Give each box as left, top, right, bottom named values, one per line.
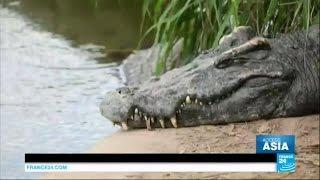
left=43, top=114, right=319, bottom=179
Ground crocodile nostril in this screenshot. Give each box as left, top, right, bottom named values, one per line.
left=118, top=90, right=121, bottom=94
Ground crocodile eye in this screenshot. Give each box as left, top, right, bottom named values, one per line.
left=118, top=90, right=121, bottom=94
left=233, top=56, right=249, bottom=64
left=216, top=58, right=234, bottom=69
left=216, top=56, right=250, bottom=69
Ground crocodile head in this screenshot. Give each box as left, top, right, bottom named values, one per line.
left=100, top=27, right=300, bottom=130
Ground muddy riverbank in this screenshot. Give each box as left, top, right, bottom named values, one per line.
left=44, top=115, right=319, bottom=179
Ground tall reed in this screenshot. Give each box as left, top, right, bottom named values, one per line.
left=140, top=0, right=319, bottom=75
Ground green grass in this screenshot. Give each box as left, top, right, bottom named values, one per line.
left=139, top=0, right=319, bottom=76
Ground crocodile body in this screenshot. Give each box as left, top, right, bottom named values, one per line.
left=100, top=26, right=319, bottom=130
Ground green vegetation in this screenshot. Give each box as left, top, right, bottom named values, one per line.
left=139, top=0, right=319, bottom=75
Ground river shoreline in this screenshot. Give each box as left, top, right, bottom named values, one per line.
left=0, top=7, right=121, bottom=179
left=43, top=114, right=319, bottom=179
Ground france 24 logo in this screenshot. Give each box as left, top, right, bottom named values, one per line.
left=277, top=153, right=296, bottom=173
left=256, top=135, right=295, bottom=154
left=256, top=135, right=296, bottom=173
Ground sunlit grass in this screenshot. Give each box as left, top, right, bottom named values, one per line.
left=140, top=0, right=319, bottom=75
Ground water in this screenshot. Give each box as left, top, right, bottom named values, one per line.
left=0, top=4, right=134, bottom=178
left=3, top=0, right=152, bottom=63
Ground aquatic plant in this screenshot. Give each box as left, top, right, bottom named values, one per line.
left=140, top=0, right=319, bottom=75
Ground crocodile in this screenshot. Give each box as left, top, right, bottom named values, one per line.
left=100, top=26, right=319, bottom=130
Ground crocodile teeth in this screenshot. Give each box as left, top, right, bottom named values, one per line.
left=144, top=116, right=147, bottom=121
left=186, top=96, right=191, bottom=104
left=200, top=102, right=203, bottom=106
left=159, top=119, right=165, bottom=128
left=195, top=99, right=198, bottom=104
left=146, top=118, right=152, bottom=130
left=209, top=102, right=212, bottom=105
left=151, top=117, right=155, bottom=123
left=130, top=115, right=134, bottom=120
left=134, top=108, right=139, bottom=114
left=181, top=104, right=184, bottom=108
left=134, top=114, right=140, bottom=121
left=170, top=116, right=178, bottom=128
left=121, top=121, right=129, bottom=131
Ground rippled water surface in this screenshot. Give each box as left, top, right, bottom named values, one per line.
left=0, top=6, right=126, bottom=178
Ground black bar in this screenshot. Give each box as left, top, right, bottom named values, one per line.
left=25, top=153, right=276, bottom=163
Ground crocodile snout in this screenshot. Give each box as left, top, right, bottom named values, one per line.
left=99, top=87, right=134, bottom=129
